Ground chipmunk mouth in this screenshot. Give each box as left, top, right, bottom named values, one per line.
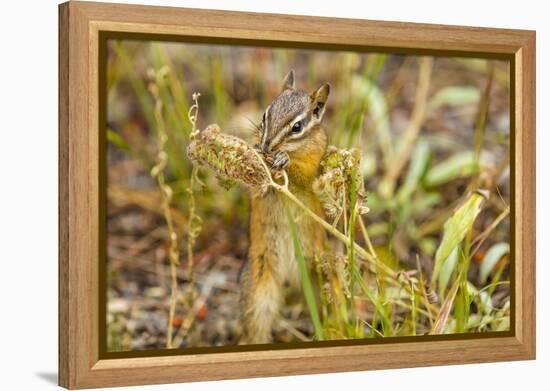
left=261, top=139, right=272, bottom=153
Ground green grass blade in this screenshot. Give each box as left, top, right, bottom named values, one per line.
left=396, top=139, right=431, bottom=204
left=454, top=248, right=471, bottom=333
left=427, top=86, right=480, bottom=113
left=107, top=128, right=152, bottom=169
left=347, top=166, right=360, bottom=310
left=152, top=43, right=191, bottom=132
left=349, top=75, right=390, bottom=159
left=410, top=283, right=417, bottom=335
left=352, top=268, right=392, bottom=336
left=345, top=54, right=388, bottom=149
left=112, top=42, right=155, bottom=131
left=479, top=242, right=510, bottom=284
left=286, top=210, right=324, bottom=341
left=149, top=44, right=187, bottom=179
left=424, top=151, right=480, bottom=187
left=473, top=66, right=494, bottom=162
left=437, top=246, right=459, bottom=298
left=107, top=128, right=131, bottom=152
left=432, top=191, right=487, bottom=285
left=431, top=271, right=461, bottom=334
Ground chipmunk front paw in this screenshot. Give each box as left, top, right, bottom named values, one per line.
left=271, top=151, right=289, bottom=171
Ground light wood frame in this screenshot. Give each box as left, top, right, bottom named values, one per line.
left=59, top=1, right=536, bottom=389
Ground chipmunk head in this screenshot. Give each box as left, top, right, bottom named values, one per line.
left=257, top=70, right=330, bottom=156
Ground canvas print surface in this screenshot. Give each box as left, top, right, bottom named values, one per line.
left=105, top=39, right=511, bottom=352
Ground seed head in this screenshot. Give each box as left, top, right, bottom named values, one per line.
left=187, top=124, right=271, bottom=195
left=313, top=146, right=369, bottom=218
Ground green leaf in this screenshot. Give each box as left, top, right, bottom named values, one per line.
left=409, top=192, right=441, bottom=215
left=477, top=290, right=493, bottom=315
left=431, top=271, right=462, bottom=335
left=106, top=128, right=153, bottom=170
left=286, top=210, right=324, bottom=341
left=352, top=75, right=391, bottom=163
left=352, top=267, right=392, bottom=336
left=438, top=246, right=460, bottom=298
left=366, top=222, right=389, bottom=238
left=428, top=86, right=480, bottom=112
left=479, top=242, right=510, bottom=284
left=432, top=192, right=487, bottom=285
left=346, top=55, right=388, bottom=149
left=360, top=152, right=377, bottom=178
left=107, top=129, right=131, bottom=152
left=424, top=151, right=480, bottom=187
left=347, top=163, right=360, bottom=310
left=112, top=42, right=155, bottom=130
left=396, top=140, right=431, bottom=203
left=455, top=249, right=471, bottom=332
left=419, top=237, right=437, bottom=257
left=397, top=192, right=440, bottom=223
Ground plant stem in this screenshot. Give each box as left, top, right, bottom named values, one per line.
left=149, top=81, right=180, bottom=349
left=186, top=168, right=198, bottom=281
left=471, top=205, right=510, bottom=256
left=287, top=209, right=324, bottom=340
left=358, top=216, right=377, bottom=260
left=378, top=57, right=433, bottom=198
left=473, top=64, right=494, bottom=162
left=172, top=93, right=204, bottom=345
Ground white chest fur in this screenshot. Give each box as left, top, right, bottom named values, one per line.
left=260, top=192, right=301, bottom=290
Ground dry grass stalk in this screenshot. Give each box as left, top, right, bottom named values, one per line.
left=172, top=93, right=204, bottom=344
left=108, top=185, right=188, bottom=229
left=185, top=94, right=203, bottom=280
left=148, top=71, right=180, bottom=349
left=378, top=57, right=433, bottom=198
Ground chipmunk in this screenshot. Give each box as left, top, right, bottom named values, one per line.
left=240, top=70, right=330, bottom=344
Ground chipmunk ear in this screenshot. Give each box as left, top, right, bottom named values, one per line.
left=311, top=83, right=330, bottom=119
left=282, top=70, right=295, bottom=90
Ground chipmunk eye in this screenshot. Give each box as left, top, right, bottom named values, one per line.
left=290, top=121, right=303, bottom=134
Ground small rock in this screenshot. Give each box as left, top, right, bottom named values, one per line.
left=108, top=298, right=130, bottom=314
left=144, top=286, right=166, bottom=299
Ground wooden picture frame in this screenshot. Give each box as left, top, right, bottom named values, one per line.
left=59, top=1, right=536, bottom=389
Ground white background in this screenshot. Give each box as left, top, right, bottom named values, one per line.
left=0, top=0, right=546, bottom=389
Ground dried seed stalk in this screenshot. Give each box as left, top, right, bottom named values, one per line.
left=185, top=93, right=203, bottom=282
left=170, top=94, right=205, bottom=345
left=313, top=146, right=369, bottom=221
left=148, top=74, right=180, bottom=349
